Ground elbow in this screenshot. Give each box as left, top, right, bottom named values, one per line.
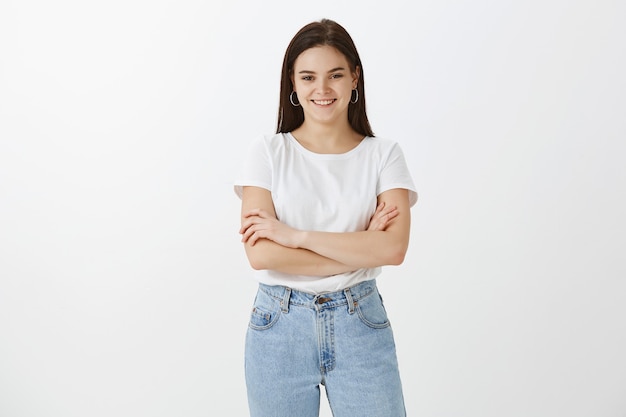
left=386, top=242, right=408, bottom=266
left=388, top=251, right=406, bottom=266
left=247, top=253, right=270, bottom=271
left=248, top=257, right=265, bottom=270
left=250, top=261, right=267, bottom=271
left=245, top=245, right=268, bottom=270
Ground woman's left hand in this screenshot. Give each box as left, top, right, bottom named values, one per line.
left=240, top=208, right=303, bottom=248
left=367, top=201, right=398, bottom=231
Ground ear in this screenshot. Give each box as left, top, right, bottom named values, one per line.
left=352, top=66, right=361, bottom=88
left=290, top=71, right=295, bottom=92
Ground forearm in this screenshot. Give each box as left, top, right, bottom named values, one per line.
left=240, top=187, right=411, bottom=272
left=298, top=229, right=408, bottom=268
left=244, top=238, right=358, bottom=276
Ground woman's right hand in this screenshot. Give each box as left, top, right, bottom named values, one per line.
left=366, top=201, right=399, bottom=232
left=240, top=208, right=304, bottom=248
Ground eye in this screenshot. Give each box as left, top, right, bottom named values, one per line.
left=331, top=73, right=344, bottom=79
left=301, top=75, right=313, bottom=81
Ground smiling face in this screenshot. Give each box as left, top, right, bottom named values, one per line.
left=291, top=45, right=359, bottom=128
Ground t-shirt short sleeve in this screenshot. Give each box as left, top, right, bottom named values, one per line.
left=234, top=136, right=272, bottom=199
left=377, top=142, right=418, bottom=207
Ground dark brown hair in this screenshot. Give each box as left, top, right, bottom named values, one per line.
left=276, top=19, right=374, bottom=137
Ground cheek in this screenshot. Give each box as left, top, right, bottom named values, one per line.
left=296, top=86, right=315, bottom=100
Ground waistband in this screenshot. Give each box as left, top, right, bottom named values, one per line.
left=258, top=279, right=378, bottom=313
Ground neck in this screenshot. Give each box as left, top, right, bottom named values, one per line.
left=291, top=120, right=363, bottom=154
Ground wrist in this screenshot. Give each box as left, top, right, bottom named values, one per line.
left=295, top=230, right=309, bottom=249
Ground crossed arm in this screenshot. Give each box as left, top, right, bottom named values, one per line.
left=239, top=186, right=412, bottom=277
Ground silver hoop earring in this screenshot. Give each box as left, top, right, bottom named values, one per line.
left=290, top=91, right=300, bottom=107
left=350, top=88, right=359, bottom=104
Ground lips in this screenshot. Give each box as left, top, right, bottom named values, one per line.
left=312, top=99, right=336, bottom=106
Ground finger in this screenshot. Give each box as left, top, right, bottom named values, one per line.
left=372, top=208, right=399, bottom=231
left=239, top=215, right=263, bottom=234
left=241, top=224, right=261, bottom=243
left=239, top=221, right=253, bottom=235
left=378, top=210, right=397, bottom=226
left=239, top=220, right=251, bottom=235
left=247, top=231, right=258, bottom=246
left=367, top=202, right=395, bottom=231
left=247, top=229, right=266, bottom=246
left=378, top=205, right=397, bottom=218
left=370, top=216, right=387, bottom=231
left=380, top=208, right=398, bottom=223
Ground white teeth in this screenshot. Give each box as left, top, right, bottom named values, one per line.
left=314, top=99, right=334, bottom=105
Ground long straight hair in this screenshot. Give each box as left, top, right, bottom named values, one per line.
left=276, top=19, right=374, bottom=137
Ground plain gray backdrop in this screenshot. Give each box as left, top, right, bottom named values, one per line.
left=1, top=0, right=625, bottom=416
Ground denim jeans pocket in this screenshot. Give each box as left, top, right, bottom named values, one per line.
left=249, top=289, right=281, bottom=331
left=355, top=290, right=391, bottom=329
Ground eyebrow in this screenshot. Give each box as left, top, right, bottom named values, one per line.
left=298, top=67, right=346, bottom=74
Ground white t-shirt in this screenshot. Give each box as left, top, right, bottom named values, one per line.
left=234, top=132, right=417, bottom=293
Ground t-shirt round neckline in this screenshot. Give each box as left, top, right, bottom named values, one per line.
left=285, top=132, right=370, bottom=159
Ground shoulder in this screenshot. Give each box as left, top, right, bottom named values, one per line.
left=249, top=132, right=291, bottom=152
left=362, top=135, right=402, bottom=149
left=263, top=132, right=289, bottom=146
left=358, top=136, right=405, bottom=158
left=243, top=132, right=288, bottom=154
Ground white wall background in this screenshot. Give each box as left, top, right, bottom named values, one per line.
left=1, top=0, right=624, bottom=416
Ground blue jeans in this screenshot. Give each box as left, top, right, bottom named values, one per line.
left=245, top=279, right=406, bottom=417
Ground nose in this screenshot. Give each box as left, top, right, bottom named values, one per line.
left=316, top=78, right=330, bottom=93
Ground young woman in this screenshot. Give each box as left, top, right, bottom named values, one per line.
left=234, top=18, right=417, bottom=417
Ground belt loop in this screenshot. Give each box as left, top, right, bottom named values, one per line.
left=280, top=287, right=292, bottom=313
left=344, top=287, right=355, bottom=314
